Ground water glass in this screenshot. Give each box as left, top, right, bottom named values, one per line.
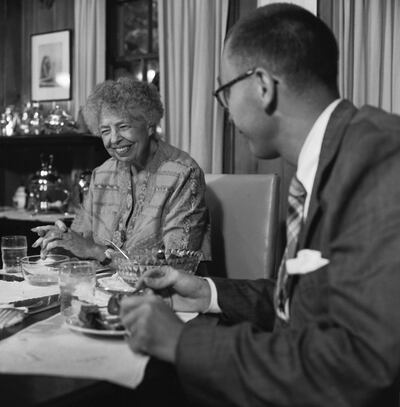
left=58, top=261, right=96, bottom=320
left=1, top=235, right=28, bottom=273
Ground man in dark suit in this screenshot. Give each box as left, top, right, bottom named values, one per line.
left=120, top=3, right=400, bottom=406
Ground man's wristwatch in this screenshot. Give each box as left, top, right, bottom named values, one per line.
left=100, top=248, right=114, bottom=266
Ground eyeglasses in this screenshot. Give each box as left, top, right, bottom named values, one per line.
left=213, top=68, right=256, bottom=110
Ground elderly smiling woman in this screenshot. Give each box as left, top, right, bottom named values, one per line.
left=33, top=77, right=210, bottom=266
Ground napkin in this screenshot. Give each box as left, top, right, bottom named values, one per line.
left=0, top=280, right=59, bottom=304
left=286, top=249, right=329, bottom=275
left=0, top=314, right=149, bottom=388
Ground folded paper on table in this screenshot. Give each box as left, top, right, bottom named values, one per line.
left=0, top=280, right=60, bottom=304
left=0, top=313, right=149, bottom=389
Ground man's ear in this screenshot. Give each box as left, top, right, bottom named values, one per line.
left=254, top=68, right=277, bottom=115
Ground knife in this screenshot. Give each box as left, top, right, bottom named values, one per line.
left=12, top=294, right=60, bottom=315
left=27, top=301, right=60, bottom=315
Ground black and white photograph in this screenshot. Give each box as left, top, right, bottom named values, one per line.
left=31, top=29, right=71, bottom=101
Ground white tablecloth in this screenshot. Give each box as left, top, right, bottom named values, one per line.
left=0, top=280, right=60, bottom=304
left=0, top=313, right=149, bottom=389
left=0, top=278, right=197, bottom=388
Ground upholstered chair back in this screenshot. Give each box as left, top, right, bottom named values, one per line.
left=204, top=174, right=280, bottom=279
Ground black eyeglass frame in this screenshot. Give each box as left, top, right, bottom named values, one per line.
left=213, top=68, right=256, bottom=109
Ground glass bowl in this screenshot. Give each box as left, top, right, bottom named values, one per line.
left=21, top=254, right=70, bottom=286
left=116, top=249, right=202, bottom=288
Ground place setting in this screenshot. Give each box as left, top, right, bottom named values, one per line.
left=0, top=244, right=203, bottom=390
left=64, top=248, right=202, bottom=337
left=0, top=230, right=203, bottom=339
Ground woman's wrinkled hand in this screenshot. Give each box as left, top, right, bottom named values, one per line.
left=31, top=220, right=96, bottom=259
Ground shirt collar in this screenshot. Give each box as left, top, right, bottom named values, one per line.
left=296, top=99, right=341, bottom=219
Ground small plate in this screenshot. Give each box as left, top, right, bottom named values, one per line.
left=97, top=274, right=136, bottom=294
left=66, top=316, right=126, bottom=337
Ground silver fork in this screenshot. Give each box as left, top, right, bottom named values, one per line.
left=104, top=239, right=130, bottom=260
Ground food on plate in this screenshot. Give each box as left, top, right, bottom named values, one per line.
left=78, top=302, right=124, bottom=331
left=78, top=303, right=103, bottom=330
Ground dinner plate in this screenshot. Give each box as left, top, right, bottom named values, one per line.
left=67, top=323, right=127, bottom=337
left=66, top=316, right=127, bottom=337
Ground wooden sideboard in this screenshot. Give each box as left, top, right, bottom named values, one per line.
left=0, top=133, right=109, bottom=207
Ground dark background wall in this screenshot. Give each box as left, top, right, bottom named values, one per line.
left=0, top=0, right=22, bottom=110
left=0, top=0, right=74, bottom=113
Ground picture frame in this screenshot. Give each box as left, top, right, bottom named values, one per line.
left=31, top=29, right=72, bottom=102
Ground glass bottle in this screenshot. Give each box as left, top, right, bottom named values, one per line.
left=30, top=102, right=44, bottom=135
left=19, top=102, right=32, bottom=135
left=4, top=105, right=19, bottom=136
left=0, top=113, right=7, bottom=136
left=27, top=154, right=70, bottom=213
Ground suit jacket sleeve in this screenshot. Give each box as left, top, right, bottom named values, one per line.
left=175, top=111, right=400, bottom=407
left=212, top=277, right=275, bottom=331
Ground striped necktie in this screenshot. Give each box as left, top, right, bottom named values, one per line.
left=275, top=175, right=307, bottom=321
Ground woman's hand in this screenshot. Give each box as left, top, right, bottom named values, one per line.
left=134, top=266, right=212, bottom=313
left=32, top=220, right=104, bottom=260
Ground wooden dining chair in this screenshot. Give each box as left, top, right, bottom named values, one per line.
left=204, top=173, right=280, bottom=280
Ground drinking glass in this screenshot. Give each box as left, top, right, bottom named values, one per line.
left=1, top=235, right=28, bottom=273
left=58, top=261, right=96, bottom=321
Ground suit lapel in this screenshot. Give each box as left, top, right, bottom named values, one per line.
left=298, top=100, right=358, bottom=249
left=282, top=101, right=358, bottom=322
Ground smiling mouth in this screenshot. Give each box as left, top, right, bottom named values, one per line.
left=113, top=144, right=135, bottom=155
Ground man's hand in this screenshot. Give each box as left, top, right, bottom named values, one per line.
left=119, top=267, right=212, bottom=362
left=135, top=266, right=212, bottom=313
left=120, top=291, right=184, bottom=363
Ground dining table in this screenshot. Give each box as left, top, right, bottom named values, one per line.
left=0, top=271, right=191, bottom=407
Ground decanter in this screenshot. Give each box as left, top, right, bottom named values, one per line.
left=27, top=154, right=70, bottom=213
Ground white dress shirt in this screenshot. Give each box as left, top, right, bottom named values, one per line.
left=204, top=99, right=342, bottom=313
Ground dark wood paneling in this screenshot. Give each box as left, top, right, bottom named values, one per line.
left=21, top=0, right=74, bottom=114
left=0, top=0, right=74, bottom=115
left=0, top=0, right=22, bottom=109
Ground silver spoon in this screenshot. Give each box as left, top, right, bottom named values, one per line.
left=104, top=239, right=130, bottom=260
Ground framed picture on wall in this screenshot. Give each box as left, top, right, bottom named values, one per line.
left=31, top=29, right=72, bottom=102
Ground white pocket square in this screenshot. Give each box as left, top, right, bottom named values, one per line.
left=286, top=249, right=329, bottom=275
